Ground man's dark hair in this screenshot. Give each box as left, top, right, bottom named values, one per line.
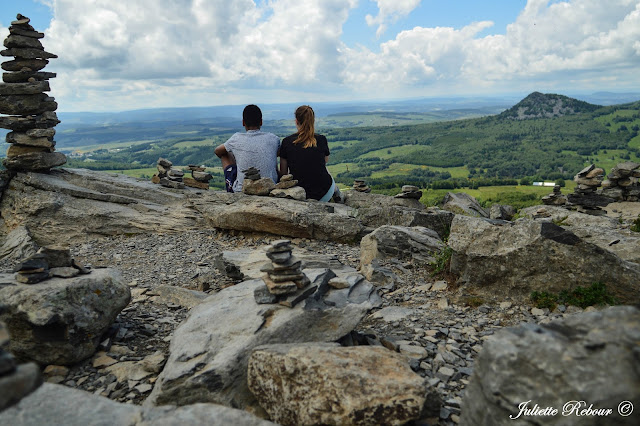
left=243, top=104, right=262, bottom=128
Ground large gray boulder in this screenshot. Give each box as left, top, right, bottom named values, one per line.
left=248, top=343, right=436, bottom=426
left=521, top=205, right=640, bottom=264
left=0, top=383, right=274, bottom=425
left=146, top=269, right=381, bottom=412
left=461, top=306, right=640, bottom=426
left=442, top=192, right=489, bottom=217
left=448, top=215, right=640, bottom=304
left=344, top=191, right=453, bottom=240
left=0, top=226, right=38, bottom=262
left=360, top=225, right=444, bottom=266
left=188, top=191, right=365, bottom=243
left=0, top=268, right=130, bottom=365
left=0, top=169, right=202, bottom=246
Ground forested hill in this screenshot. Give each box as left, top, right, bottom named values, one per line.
left=499, top=92, right=601, bottom=120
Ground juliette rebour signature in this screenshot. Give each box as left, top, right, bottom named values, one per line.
left=509, top=400, right=634, bottom=419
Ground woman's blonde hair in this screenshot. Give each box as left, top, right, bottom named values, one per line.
left=294, top=105, right=316, bottom=148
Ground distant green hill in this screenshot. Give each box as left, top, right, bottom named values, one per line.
left=499, top=92, right=602, bottom=120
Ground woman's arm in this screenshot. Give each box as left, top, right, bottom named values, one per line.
left=279, top=157, right=289, bottom=176
left=325, top=155, right=329, bottom=164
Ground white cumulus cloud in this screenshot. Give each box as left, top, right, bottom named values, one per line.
left=365, top=0, right=422, bottom=37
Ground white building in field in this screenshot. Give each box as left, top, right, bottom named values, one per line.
left=533, top=182, right=556, bottom=187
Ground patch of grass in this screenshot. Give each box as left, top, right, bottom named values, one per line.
left=530, top=291, right=558, bottom=310
left=462, top=296, right=485, bottom=308
left=430, top=246, right=452, bottom=276
left=552, top=215, right=570, bottom=226
left=531, top=282, right=617, bottom=310
left=631, top=215, right=640, bottom=232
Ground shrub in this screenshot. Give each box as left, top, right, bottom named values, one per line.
left=631, top=215, right=640, bottom=232
left=430, top=246, right=452, bottom=276
left=531, top=282, right=617, bottom=310
left=530, top=291, right=557, bottom=310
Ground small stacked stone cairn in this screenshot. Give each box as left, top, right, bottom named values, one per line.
left=601, top=161, right=640, bottom=202
left=13, top=246, right=90, bottom=285
left=542, top=184, right=567, bottom=206
left=183, top=164, right=212, bottom=190
left=566, top=164, right=612, bottom=212
left=255, top=240, right=315, bottom=307
left=152, top=157, right=185, bottom=189
left=353, top=179, right=371, bottom=193
left=0, top=14, right=66, bottom=172
left=394, top=185, right=422, bottom=200
left=243, top=167, right=276, bottom=196
left=0, top=320, right=42, bottom=410
left=269, top=174, right=306, bottom=201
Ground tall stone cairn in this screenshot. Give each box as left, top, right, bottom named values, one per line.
left=0, top=14, right=66, bottom=172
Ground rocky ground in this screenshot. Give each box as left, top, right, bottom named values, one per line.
left=0, top=228, right=599, bottom=425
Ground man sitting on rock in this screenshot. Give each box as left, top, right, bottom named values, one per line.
left=214, top=105, right=280, bottom=192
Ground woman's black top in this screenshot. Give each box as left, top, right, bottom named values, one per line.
left=280, top=133, right=332, bottom=200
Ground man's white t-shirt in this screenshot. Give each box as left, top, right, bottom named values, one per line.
left=223, top=130, right=280, bottom=192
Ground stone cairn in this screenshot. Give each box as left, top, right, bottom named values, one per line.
left=566, top=165, right=610, bottom=212
left=0, top=14, right=66, bottom=172
left=0, top=320, right=42, bottom=410
left=601, top=161, right=640, bottom=202
left=242, top=167, right=276, bottom=196
left=184, top=164, right=212, bottom=189
left=152, top=158, right=185, bottom=189
left=13, top=246, right=90, bottom=285
left=270, top=173, right=306, bottom=201
left=255, top=240, right=315, bottom=308
left=395, top=184, right=422, bottom=200
left=542, top=184, right=567, bottom=206
left=353, top=179, right=371, bottom=193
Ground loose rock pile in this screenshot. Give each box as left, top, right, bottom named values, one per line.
left=601, top=161, right=640, bottom=201
left=353, top=179, right=371, bottom=193
left=13, top=246, right=88, bottom=284
left=395, top=184, right=423, bottom=200
left=270, top=174, right=306, bottom=200
left=256, top=240, right=313, bottom=307
left=184, top=165, right=212, bottom=190
left=152, top=158, right=185, bottom=189
left=541, top=184, right=567, bottom=206
left=242, top=167, right=276, bottom=196
left=0, top=14, right=66, bottom=172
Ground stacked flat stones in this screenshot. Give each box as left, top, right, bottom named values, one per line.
left=0, top=14, right=65, bottom=171
left=13, top=246, right=89, bottom=284
left=255, top=240, right=315, bottom=307
left=184, top=164, right=212, bottom=190
left=601, top=161, right=640, bottom=201
left=243, top=167, right=276, bottom=196
left=542, top=184, right=567, bottom=206
left=353, top=179, right=371, bottom=193
left=152, top=158, right=185, bottom=189
left=395, top=185, right=422, bottom=200
left=270, top=174, right=306, bottom=201
left=566, top=165, right=611, bottom=211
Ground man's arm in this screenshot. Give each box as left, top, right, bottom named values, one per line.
left=215, top=144, right=234, bottom=169
left=279, top=157, right=288, bottom=177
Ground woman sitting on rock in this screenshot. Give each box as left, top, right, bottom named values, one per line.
left=279, top=105, right=342, bottom=202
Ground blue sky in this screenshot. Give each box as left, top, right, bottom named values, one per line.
left=1, top=0, right=638, bottom=112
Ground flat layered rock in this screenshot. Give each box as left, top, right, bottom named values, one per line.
left=0, top=81, right=50, bottom=95
left=0, top=93, right=57, bottom=115
left=2, top=151, right=65, bottom=171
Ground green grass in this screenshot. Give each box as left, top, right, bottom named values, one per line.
left=358, top=145, right=428, bottom=160
left=531, top=282, right=618, bottom=310
left=65, top=139, right=157, bottom=154
left=586, top=149, right=640, bottom=172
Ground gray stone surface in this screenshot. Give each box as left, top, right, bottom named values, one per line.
left=521, top=205, right=640, bottom=264
left=448, top=215, right=640, bottom=304
left=0, top=226, right=38, bottom=262
left=442, top=192, right=489, bottom=217
left=146, top=269, right=381, bottom=411
left=461, top=306, right=640, bottom=426
left=360, top=225, right=444, bottom=266
left=2, top=151, right=65, bottom=171
left=0, top=268, right=131, bottom=365
left=248, top=343, right=432, bottom=426
left=0, top=383, right=274, bottom=425
left=0, top=362, right=42, bottom=411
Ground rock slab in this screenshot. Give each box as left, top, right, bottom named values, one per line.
left=146, top=269, right=381, bottom=412
left=360, top=225, right=444, bottom=266
left=248, top=343, right=432, bottom=426
left=461, top=306, right=640, bottom=426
